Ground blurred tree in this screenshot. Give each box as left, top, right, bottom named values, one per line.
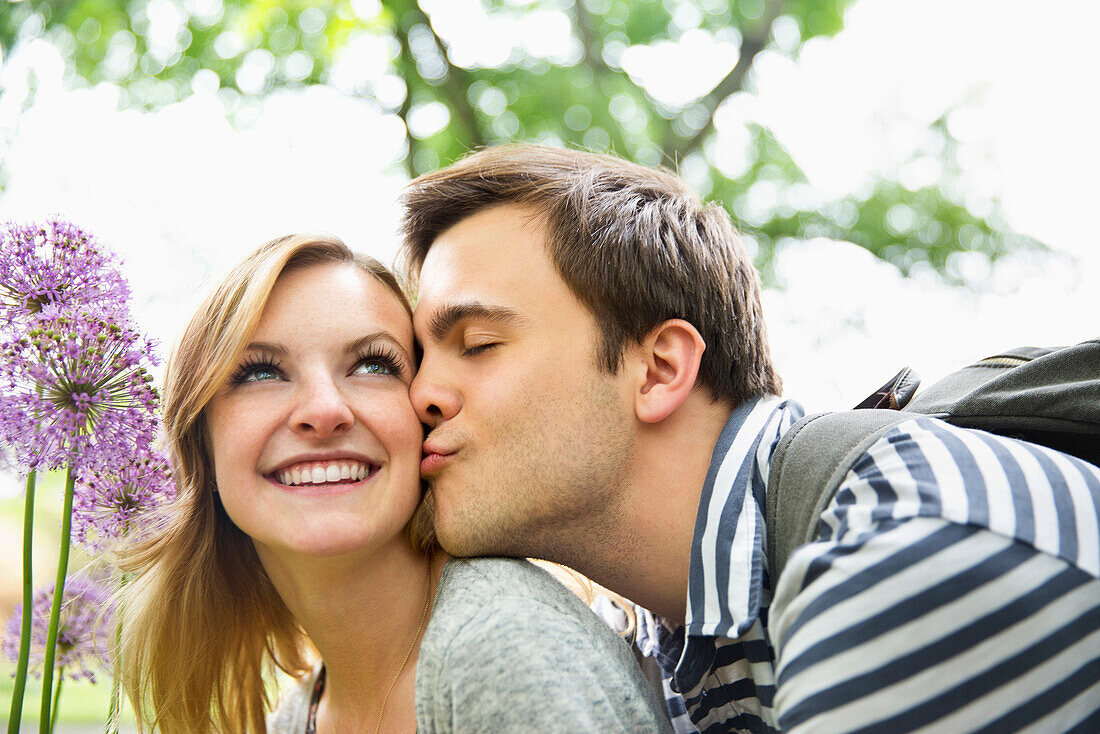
left=0, top=0, right=1038, bottom=280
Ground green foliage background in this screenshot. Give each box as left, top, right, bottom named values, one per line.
left=0, top=0, right=1040, bottom=281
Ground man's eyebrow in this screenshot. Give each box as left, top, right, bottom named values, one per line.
left=426, top=302, right=527, bottom=342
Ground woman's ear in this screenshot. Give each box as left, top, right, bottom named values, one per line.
left=633, top=319, right=706, bottom=424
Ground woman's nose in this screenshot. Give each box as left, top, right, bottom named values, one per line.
left=289, top=377, right=354, bottom=438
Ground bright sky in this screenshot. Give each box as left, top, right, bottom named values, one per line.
left=0, top=0, right=1097, bottom=496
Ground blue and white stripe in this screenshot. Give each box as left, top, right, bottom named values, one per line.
left=687, top=396, right=804, bottom=640
left=651, top=397, right=1100, bottom=733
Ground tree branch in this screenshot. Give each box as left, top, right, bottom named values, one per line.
left=406, top=1, right=485, bottom=150
left=569, top=0, right=604, bottom=69
left=669, top=0, right=787, bottom=162
left=390, top=16, right=418, bottom=178
left=569, top=0, right=675, bottom=156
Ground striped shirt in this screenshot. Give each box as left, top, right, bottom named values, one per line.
left=641, top=395, right=1100, bottom=733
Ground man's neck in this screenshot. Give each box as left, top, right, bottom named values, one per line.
left=564, top=395, right=734, bottom=624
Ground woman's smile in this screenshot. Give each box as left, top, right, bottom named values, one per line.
left=272, top=458, right=375, bottom=487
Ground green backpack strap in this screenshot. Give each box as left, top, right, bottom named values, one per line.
left=904, top=339, right=1100, bottom=466
left=765, top=409, right=912, bottom=583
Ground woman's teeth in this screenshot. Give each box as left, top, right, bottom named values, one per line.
left=276, top=461, right=371, bottom=486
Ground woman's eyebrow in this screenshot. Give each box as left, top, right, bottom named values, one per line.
left=242, top=341, right=288, bottom=357
left=346, top=331, right=412, bottom=361
left=426, top=301, right=526, bottom=343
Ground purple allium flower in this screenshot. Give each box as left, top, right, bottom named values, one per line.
left=0, top=306, right=160, bottom=472
left=0, top=219, right=130, bottom=335
left=2, top=574, right=114, bottom=683
left=73, top=451, right=175, bottom=551
left=0, top=443, right=16, bottom=476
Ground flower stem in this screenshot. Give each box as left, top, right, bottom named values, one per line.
left=49, top=669, right=64, bottom=734
left=6, top=469, right=37, bottom=734
left=104, top=609, right=123, bottom=734
left=38, top=467, right=76, bottom=734
left=104, top=676, right=120, bottom=734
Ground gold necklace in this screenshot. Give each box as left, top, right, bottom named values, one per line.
left=374, top=568, right=433, bottom=734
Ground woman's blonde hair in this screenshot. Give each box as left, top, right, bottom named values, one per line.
left=116, top=234, right=435, bottom=733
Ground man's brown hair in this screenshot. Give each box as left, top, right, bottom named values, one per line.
left=399, top=144, right=781, bottom=406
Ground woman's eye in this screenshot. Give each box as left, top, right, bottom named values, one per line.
left=351, top=346, right=406, bottom=378
left=230, top=359, right=282, bottom=385
left=353, top=360, right=395, bottom=376
left=244, top=366, right=279, bottom=382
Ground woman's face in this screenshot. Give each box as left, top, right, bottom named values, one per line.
left=205, top=262, right=422, bottom=560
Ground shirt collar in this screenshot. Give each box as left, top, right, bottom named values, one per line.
left=684, top=395, right=804, bottom=637
left=669, top=395, right=802, bottom=693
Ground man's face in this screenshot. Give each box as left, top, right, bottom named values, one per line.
left=410, top=204, right=634, bottom=560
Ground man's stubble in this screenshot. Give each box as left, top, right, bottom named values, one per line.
left=431, top=368, right=637, bottom=569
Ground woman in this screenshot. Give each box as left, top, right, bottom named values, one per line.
left=115, top=234, right=672, bottom=733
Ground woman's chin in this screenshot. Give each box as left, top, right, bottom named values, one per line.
left=254, top=526, right=411, bottom=567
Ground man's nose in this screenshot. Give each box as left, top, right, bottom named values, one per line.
left=410, top=355, right=462, bottom=428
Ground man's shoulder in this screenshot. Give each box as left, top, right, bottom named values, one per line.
left=853, top=414, right=1100, bottom=488
left=829, top=415, right=1100, bottom=576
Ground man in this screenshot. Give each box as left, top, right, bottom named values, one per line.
left=401, top=145, right=1100, bottom=733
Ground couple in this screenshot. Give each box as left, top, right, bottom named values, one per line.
left=118, top=145, right=1100, bottom=733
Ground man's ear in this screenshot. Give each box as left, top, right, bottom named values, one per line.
left=633, top=319, right=706, bottom=424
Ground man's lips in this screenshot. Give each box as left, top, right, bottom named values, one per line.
left=420, top=448, right=455, bottom=476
